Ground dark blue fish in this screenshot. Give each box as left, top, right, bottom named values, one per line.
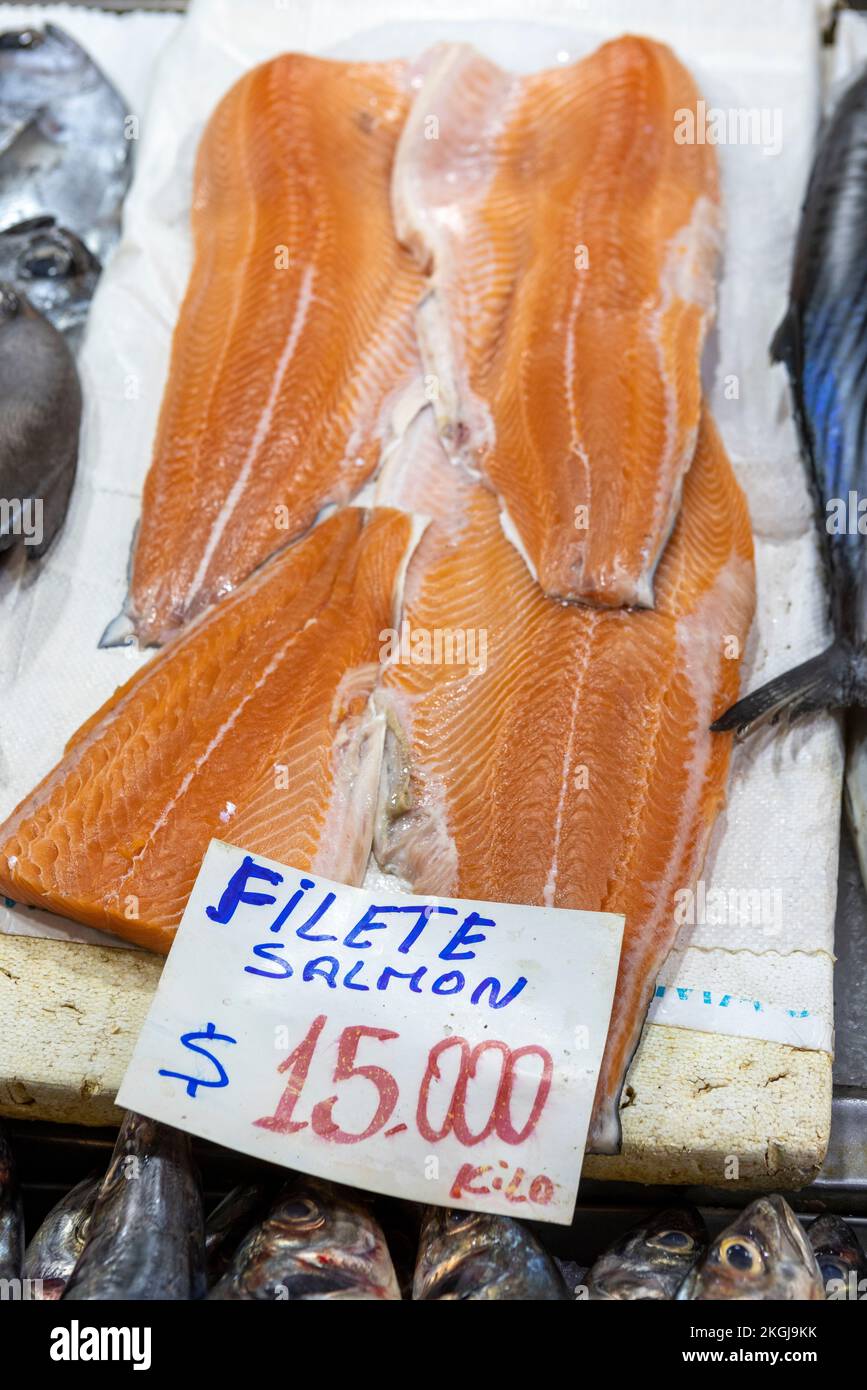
left=0, top=282, right=81, bottom=557
left=0, top=1121, right=23, bottom=1283
left=62, top=1111, right=206, bottom=1301
left=713, top=68, right=867, bottom=735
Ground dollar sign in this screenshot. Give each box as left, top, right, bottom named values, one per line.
left=158, top=1021, right=237, bottom=1098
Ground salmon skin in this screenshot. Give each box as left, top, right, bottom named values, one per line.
left=374, top=405, right=754, bottom=1153
left=714, top=66, right=867, bottom=736
left=392, top=37, right=721, bottom=608
left=0, top=507, right=420, bottom=951
left=107, top=53, right=424, bottom=648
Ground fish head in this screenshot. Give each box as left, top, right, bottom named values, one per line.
left=588, top=1205, right=707, bottom=1299
left=808, top=1214, right=867, bottom=1295
left=681, top=1195, right=824, bottom=1301
left=0, top=25, right=89, bottom=96
left=261, top=1181, right=396, bottom=1299
left=0, top=217, right=99, bottom=332
left=414, top=1208, right=504, bottom=1298
left=414, top=1207, right=565, bottom=1300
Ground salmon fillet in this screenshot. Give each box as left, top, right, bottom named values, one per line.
left=374, top=405, right=754, bottom=1153
left=112, top=54, right=424, bottom=648
left=0, top=508, right=420, bottom=952
left=392, top=38, right=721, bottom=608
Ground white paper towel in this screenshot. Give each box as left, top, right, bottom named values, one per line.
left=0, top=0, right=841, bottom=1055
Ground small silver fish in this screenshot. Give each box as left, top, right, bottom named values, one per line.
left=587, top=1205, right=707, bottom=1300
left=677, top=1195, right=824, bottom=1301
left=808, top=1214, right=867, bottom=1300
left=0, top=1122, right=23, bottom=1283
left=22, top=1173, right=101, bottom=1299
left=62, top=1112, right=206, bottom=1301
left=413, top=1208, right=569, bottom=1301
left=0, top=283, right=80, bottom=557
left=0, top=24, right=131, bottom=265
left=205, top=1182, right=270, bottom=1288
left=208, top=1177, right=401, bottom=1301
left=0, top=216, right=99, bottom=336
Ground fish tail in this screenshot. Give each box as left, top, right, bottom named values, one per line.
left=711, top=641, right=856, bottom=736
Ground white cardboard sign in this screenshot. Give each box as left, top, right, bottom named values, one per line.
left=118, top=840, right=624, bottom=1225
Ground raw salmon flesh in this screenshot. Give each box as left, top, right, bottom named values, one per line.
left=0, top=38, right=755, bottom=1154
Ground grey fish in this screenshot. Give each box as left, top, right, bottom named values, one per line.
left=677, top=1195, right=824, bottom=1301
left=62, top=1111, right=206, bottom=1301
left=413, top=1208, right=569, bottom=1301
left=208, top=1177, right=401, bottom=1301
left=586, top=1205, right=707, bottom=1300
left=808, top=1213, right=867, bottom=1299
left=0, top=284, right=81, bottom=557
left=0, top=1122, right=23, bottom=1283
left=205, top=1181, right=270, bottom=1288
left=0, top=216, right=99, bottom=336
left=0, top=24, right=131, bottom=265
left=714, top=67, right=867, bottom=736
left=22, top=1172, right=101, bottom=1299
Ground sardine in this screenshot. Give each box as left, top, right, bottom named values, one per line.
left=0, top=216, right=99, bottom=336
left=677, top=1195, right=824, bottom=1301
left=714, top=67, right=867, bottom=736
left=808, top=1213, right=867, bottom=1299
left=204, top=1182, right=270, bottom=1288
left=22, top=1173, right=100, bottom=1299
left=62, top=1111, right=206, bottom=1301
left=0, top=1122, right=23, bottom=1283
left=0, top=24, right=131, bottom=265
left=0, top=284, right=80, bottom=556
left=413, top=1208, right=569, bottom=1301
left=586, top=1205, right=707, bottom=1300
left=208, top=1177, right=401, bottom=1301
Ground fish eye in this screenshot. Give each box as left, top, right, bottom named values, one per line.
left=18, top=239, right=75, bottom=281
left=650, top=1229, right=695, bottom=1252
left=718, top=1236, right=763, bottom=1275
left=444, top=1210, right=476, bottom=1232
left=819, top=1258, right=846, bottom=1284
left=280, top=1196, right=323, bottom=1230
left=0, top=30, right=40, bottom=50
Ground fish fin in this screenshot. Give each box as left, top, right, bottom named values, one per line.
left=98, top=610, right=136, bottom=649
left=711, top=641, right=853, bottom=736
left=770, top=305, right=799, bottom=368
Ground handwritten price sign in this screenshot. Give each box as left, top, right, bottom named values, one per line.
left=118, top=841, right=623, bottom=1224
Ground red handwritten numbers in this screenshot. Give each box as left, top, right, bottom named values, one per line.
left=416, top=1037, right=552, bottom=1145
left=255, top=1015, right=555, bottom=1205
